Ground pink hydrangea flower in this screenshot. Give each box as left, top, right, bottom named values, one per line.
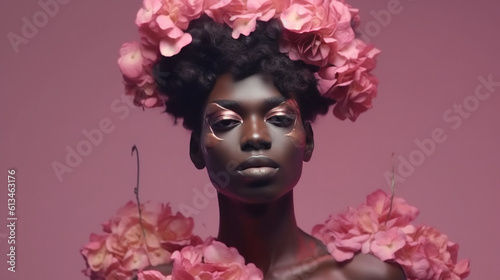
left=81, top=201, right=201, bottom=279
left=205, top=0, right=281, bottom=39
left=118, top=41, right=163, bottom=109
left=365, top=189, right=419, bottom=228
left=123, top=80, right=163, bottom=109
left=316, top=39, right=381, bottom=121
left=136, top=0, right=163, bottom=26
left=135, top=0, right=204, bottom=57
left=118, top=41, right=158, bottom=82
left=312, top=206, right=371, bottom=261
left=137, top=270, right=170, bottom=280
left=81, top=234, right=113, bottom=272
left=312, top=189, right=470, bottom=280
left=122, top=248, right=151, bottom=272
left=279, top=0, right=356, bottom=67
left=169, top=238, right=264, bottom=280
left=370, top=228, right=407, bottom=261
left=396, top=226, right=470, bottom=280
left=120, top=0, right=384, bottom=122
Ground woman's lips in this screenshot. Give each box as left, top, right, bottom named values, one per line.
left=237, top=156, right=279, bottom=180
left=237, top=155, right=278, bottom=170
left=237, top=166, right=278, bottom=180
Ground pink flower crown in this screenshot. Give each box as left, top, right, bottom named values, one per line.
left=118, top=0, right=381, bottom=121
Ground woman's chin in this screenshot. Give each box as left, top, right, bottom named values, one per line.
left=220, top=184, right=293, bottom=205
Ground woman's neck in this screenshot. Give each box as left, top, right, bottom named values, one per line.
left=216, top=190, right=313, bottom=276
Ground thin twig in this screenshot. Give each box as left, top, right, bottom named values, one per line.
left=385, top=153, right=396, bottom=226
left=131, top=145, right=148, bottom=250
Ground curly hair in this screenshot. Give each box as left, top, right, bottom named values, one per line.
left=153, top=15, right=334, bottom=132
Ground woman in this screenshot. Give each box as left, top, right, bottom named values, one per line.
left=139, top=14, right=403, bottom=279
left=82, top=1, right=469, bottom=279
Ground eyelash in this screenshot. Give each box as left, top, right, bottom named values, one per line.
left=266, top=114, right=296, bottom=127
left=209, top=114, right=296, bottom=131
left=210, top=119, right=242, bottom=130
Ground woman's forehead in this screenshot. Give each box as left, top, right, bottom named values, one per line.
left=206, top=73, right=286, bottom=105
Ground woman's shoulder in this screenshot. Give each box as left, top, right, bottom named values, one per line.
left=341, top=253, right=406, bottom=280
left=263, top=213, right=408, bottom=280
left=137, top=255, right=405, bottom=280
left=271, top=236, right=405, bottom=280
left=305, top=253, right=406, bottom=280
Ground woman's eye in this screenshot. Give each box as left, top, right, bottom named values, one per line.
left=211, top=119, right=241, bottom=130
left=266, top=115, right=295, bottom=127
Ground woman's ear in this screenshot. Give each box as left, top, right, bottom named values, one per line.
left=189, top=132, right=205, bottom=169
left=303, top=121, right=314, bottom=162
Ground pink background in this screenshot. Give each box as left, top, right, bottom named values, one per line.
left=1, top=0, right=499, bottom=279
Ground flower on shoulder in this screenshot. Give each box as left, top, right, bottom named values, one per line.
left=137, top=270, right=170, bottom=280
left=312, top=206, right=370, bottom=261
left=158, top=210, right=196, bottom=242
left=396, top=226, right=470, bottom=280
left=311, top=189, right=470, bottom=280
left=81, top=233, right=124, bottom=279
left=365, top=189, right=419, bottom=227
left=81, top=201, right=201, bottom=280
left=369, top=227, right=407, bottom=261
left=169, top=237, right=264, bottom=280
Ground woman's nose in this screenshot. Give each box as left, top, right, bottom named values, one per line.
left=240, top=115, right=271, bottom=151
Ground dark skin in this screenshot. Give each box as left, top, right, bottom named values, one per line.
left=146, top=73, right=406, bottom=280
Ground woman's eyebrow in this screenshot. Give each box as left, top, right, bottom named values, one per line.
left=211, top=96, right=288, bottom=112
left=211, top=100, right=243, bottom=112
left=262, top=96, right=289, bottom=111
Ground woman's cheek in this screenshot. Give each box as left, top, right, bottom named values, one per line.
left=201, top=125, right=224, bottom=153
left=285, top=125, right=306, bottom=149
left=205, top=128, right=223, bottom=150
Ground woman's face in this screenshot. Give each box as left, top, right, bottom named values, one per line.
left=190, top=73, right=314, bottom=204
